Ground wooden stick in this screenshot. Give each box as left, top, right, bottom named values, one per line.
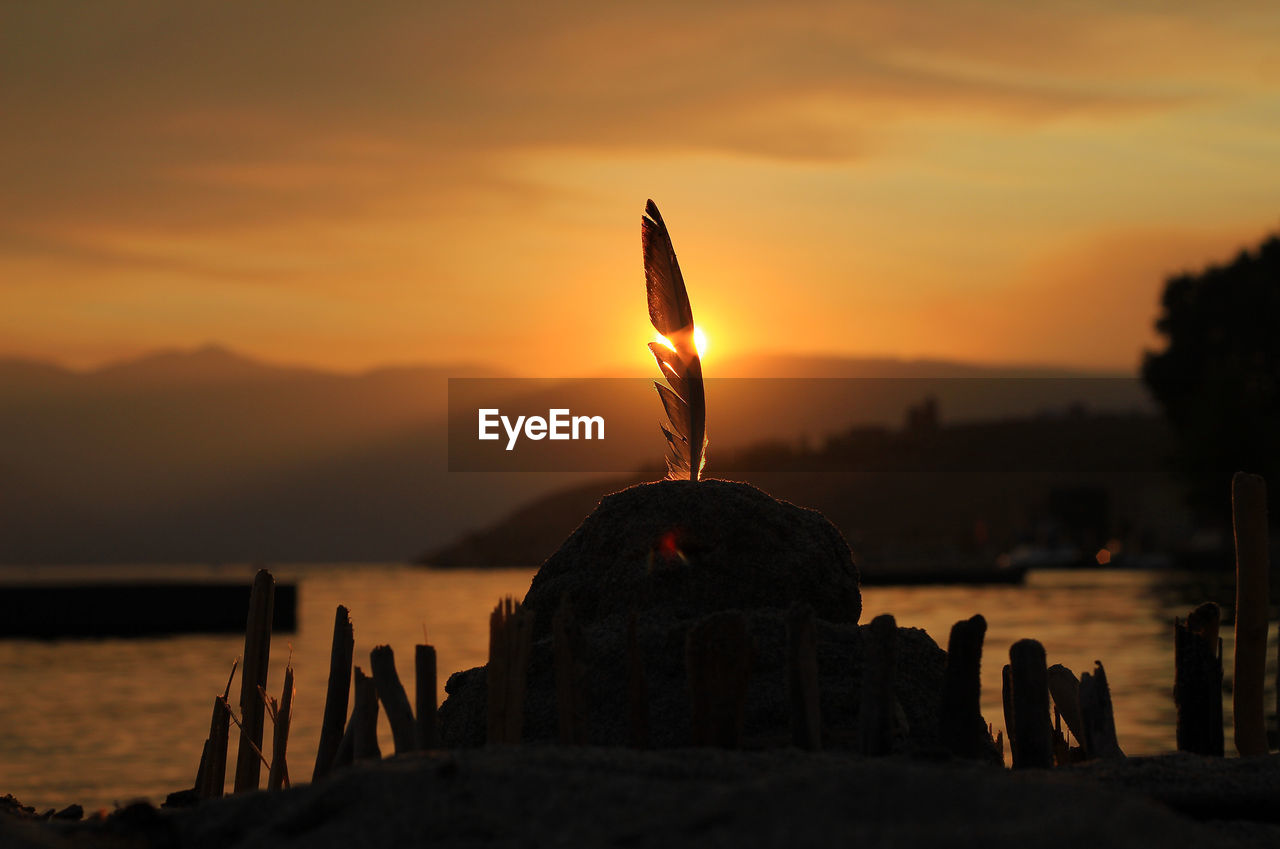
left=415, top=644, right=438, bottom=749
left=487, top=597, right=533, bottom=743
left=1008, top=639, right=1051, bottom=769
left=268, top=665, right=294, bottom=791
left=686, top=611, right=752, bottom=747
left=940, top=614, right=986, bottom=758
left=1046, top=663, right=1085, bottom=752
left=224, top=700, right=273, bottom=772
left=370, top=645, right=418, bottom=755
left=553, top=595, right=587, bottom=745
left=1188, top=599, right=1221, bottom=647
left=626, top=612, right=650, bottom=749
left=198, top=696, right=232, bottom=799
left=352, top=666, right=382, bottom=761
left=1231, top=472, right=1270, bottom=757
left=1174, top=603, right=1224, bottom=756
left=487, top=599, right=509, bottom=743
left=193, top=739, right=210, bottom=796
left=1001, top=663, right=1015, bottom=752
left=858, top=614, right=898, bottom=756
left=233, top=569, right=274, bottom=793
left=194, top=662, right=237, bottom=796
left=1079, top=660, right=1125, bottom=759
left=332, top=724, right=354, bottom=770
left=1052, top=704, right=1070, bottom=766
left=506, top=601, right=533, bottom=744
left=787, top=602, right=822, bottom=751
left=312, top=605, right=354, bottom=781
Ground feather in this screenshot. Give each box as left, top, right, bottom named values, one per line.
left=655, top=383, right=691, bottom=440
left=647, top=341, right=689, bottom=400
left=642, top=200, right=707, bottom=481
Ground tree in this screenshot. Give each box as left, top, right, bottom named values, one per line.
left=1142, top=233, right=1280, bottom=522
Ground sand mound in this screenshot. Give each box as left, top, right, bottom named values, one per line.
left=440, top=480, right=957, bottom=750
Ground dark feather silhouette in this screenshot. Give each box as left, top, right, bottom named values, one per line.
left=642, top=200, right=706, bottom=480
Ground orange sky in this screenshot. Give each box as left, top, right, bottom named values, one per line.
left=2, top=1, right=1278, bottom=375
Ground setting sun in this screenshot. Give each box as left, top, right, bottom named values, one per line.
left=652, top=327, right=708, bottom=357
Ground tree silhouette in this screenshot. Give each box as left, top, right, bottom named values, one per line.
left=1141, top=233, right=1280, bottom=522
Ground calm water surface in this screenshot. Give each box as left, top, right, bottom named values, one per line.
left=0, top=565, right=1271, bottom=811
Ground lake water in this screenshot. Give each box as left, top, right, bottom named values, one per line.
left=0, top=564, right=1272, bottom=812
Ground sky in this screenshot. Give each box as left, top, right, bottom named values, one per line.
left=2, top=0, right=1278, bottom=376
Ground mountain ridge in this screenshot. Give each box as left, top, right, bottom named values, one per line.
left=0, top=344, right=1151, bottom=564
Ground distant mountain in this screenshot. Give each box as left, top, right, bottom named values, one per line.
left=0, top=346, right=544, bottom=564
left=88, top=344, right=316, bottom=387
left=0, top=346, right=1154, bottom=564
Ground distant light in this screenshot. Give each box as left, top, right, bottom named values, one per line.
left=1095, top=549, right=1111, bottom=565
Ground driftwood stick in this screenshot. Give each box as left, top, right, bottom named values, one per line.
left=787, top=602, right=822, bottom=751
left=193, top=739, right=210, bottom=796
left=626, top=612, right=650, bottom=749
left=352, top=667, right=382, bottom=761
left=224, top=701, right=273, bottom=771
left=268, top=665, right=294, bottom=791
left=197, top=696, right=232, bottom=799
left=553, top=595, right=588, bottom=745
left=1052, top=705, right=1069, bottom=766
left=194, top=666, right=237, bottom=797
left=486, top=599, right=509, bottom=743
left=1174, top=603, right=1224, bottom=756
left=313, top=605, right=353, bottom=781
left=1188, top=599, right=1222, bottom=647
left=415, top=644, right=438, bottom=749
left=1046, top=663, right=1085, bottom=751
left=1079, top=660, right=1125, bottom=759
left=487, top=597, right=533, bottom=743
left=371, top=645, right=418, bottom=755
left=858, top=614, right=898, bottom=756
left=332, top=724, right=354, bottom=770
left=940, top=614, right=987, bottom=758
left=1231, top=471, right=1270, bottom=757
left=1008, top=639, right=1052, bottom=769
left=1001, top=663, right=1015, bottom=751
left=686, top=611, right=752, bottom=747
left=233, top=569, right=274, bottom=793
left=506, top=602, right=534, bottom=743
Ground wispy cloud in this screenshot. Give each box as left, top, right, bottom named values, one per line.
left=2, top=1, right=1278, bottom=370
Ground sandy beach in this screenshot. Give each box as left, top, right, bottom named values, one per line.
left=4, top=746, right=1279, bottom=848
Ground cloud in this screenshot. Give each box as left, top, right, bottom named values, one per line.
left=2, top=1, right=1279, bottom=371
left=5, top=0, right=1267, bottom=230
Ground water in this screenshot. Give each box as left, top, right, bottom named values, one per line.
left=0, top=565, right=1270, bottom=812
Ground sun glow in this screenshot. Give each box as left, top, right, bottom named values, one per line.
left=652, top=326, right=708, bottom=356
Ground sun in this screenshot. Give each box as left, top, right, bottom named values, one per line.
left=652, top=326, right=709, bottom=356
